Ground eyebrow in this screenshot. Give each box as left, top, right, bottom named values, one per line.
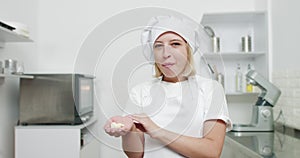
left=155, top=39, right=185, bottom=43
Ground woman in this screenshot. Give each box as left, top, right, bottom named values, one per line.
left=104, top=16, right=232, bottom=158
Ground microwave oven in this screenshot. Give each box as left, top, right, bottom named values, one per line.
left=19, top=74, right=94, bottom=125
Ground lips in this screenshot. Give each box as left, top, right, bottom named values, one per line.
left=162, top=62, right=175, bottom=68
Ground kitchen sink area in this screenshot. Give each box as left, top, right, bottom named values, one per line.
left=222, top=125, right=300, bottom=158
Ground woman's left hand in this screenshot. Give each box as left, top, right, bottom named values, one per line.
left=129, top=113, right=161, bottom=138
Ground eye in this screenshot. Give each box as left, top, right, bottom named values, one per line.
left=154, top=44, right=163, bottom=49
left=171, top=42, right=181, bottom=46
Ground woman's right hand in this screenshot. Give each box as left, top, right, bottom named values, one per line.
left=103, top=115, right=134, bottom=137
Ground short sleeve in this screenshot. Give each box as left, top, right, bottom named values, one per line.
left=203, top=81, right=232, bottom=132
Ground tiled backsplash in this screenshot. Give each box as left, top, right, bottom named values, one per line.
left=273, top=70, right=300, bottom=130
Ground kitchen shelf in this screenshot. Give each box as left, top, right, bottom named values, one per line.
left=201, top=11, right=268, bottom=53
left=203, top=51, right=265, bottom=60
left=0, top=26, right=33, bottom=47
left=226, top=92, right=259, bottom=96
left=0, top=74, right=34, bottom=79
left=0, top=26, right=32, bottom=42
left=201, top=11, right=269, bottom=94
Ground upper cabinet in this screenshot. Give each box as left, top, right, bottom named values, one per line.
left=200, top=11, right=269, bottom=95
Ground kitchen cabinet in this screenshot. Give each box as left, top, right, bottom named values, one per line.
left=200, top=11, right=270, bottom=123
left=15, top=117, right=98, bottom=158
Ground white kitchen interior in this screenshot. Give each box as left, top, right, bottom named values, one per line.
left=0, top=0, right=300, bottom=158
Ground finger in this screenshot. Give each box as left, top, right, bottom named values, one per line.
left=104, top=128, right=110, bottom=134
left=103, top=118, right=113, bottom=129
left=124, top=115, right=133, bottom=119
left=128, top=115, right=142, bottom=123
left=103, top=123, right=111, bottom=130
left=106, top=128, right=117, bottom=135
left=112, top=132, right=121, bottom=137
left=132, top=113, right=148, bottom=119
left=127, top=116, right=146, bottom=132
left=119, top=130, right=128, bottom=136
left=105, top=129, right=117, bottom=137
left=109, top=128, right=118, bottom=137
left=130, top=113, right=145, bottom=118
left=112, top=133, right=121, bottom=137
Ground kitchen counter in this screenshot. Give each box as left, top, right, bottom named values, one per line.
left=222, top=130, right=300, bottom=158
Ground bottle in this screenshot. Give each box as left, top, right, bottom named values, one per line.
left=246, top=64, right=253, bottom=92
left=217, top=72, right=225, bottom=89
left=235, top=64, right=243, bottom=92
left=213, top=65, right=225, bottom=89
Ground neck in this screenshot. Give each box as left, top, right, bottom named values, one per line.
left=162, top=75, right=188, bottom=83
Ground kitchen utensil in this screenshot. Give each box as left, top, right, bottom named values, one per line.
left=0, top=61, right=3, bottom=74
left=212, top=36, right=220, bottom=53
left=4, top=59, right=17, bottom=74
left=15, top=61, right=24, bottom=75
left=204, top=26, right=215, bottom=37
left=242, top=35, right=252, bottom=52
left=204, top=26, right=220, bottom=53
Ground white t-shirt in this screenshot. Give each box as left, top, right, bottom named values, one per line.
left=128, top=75, right=232, bottom=158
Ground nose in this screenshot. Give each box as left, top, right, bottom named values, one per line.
left=162, top=45, right=172, bottom=59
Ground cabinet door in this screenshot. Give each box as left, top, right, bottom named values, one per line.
left=80, top=139, right=100, bottom=158
left=15, top=128, right=81, bottom=158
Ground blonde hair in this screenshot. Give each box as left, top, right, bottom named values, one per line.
left=154, top=44, right=196, bottom=78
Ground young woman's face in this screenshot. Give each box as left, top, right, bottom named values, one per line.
left=153, top=32, right=189, bottom=79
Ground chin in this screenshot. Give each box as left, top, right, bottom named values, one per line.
left=161, top=68, right=183, bottom=78
left=162, top=72, right=179, bottom=79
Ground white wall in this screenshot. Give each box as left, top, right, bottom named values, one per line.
left=0, top=1, right=38, bottom=158
left=272, top=0, right=300, bottom=71
left=0, top=0, right=263, bottom=158
left=271, top=0, right=300, bottom=130
left=33, top=0, right=258, bottom=73
left=0, top=0, right=38, bottom=70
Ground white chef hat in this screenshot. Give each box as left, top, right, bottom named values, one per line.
left=141, top=15, right=210, bottom=62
